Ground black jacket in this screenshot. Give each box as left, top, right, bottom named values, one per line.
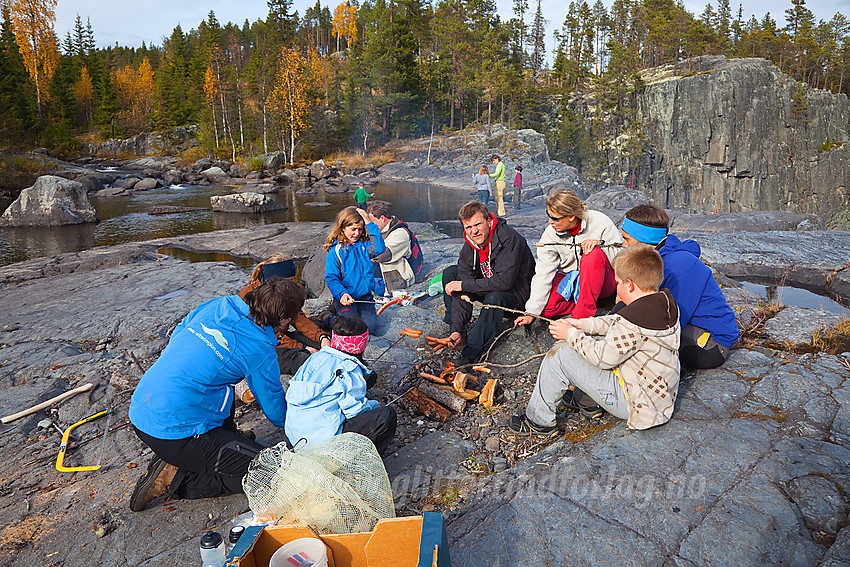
left=454, top=215, right=535, bottom=319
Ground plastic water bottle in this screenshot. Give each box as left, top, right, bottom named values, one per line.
left=199, top=531, right=226, bottom=567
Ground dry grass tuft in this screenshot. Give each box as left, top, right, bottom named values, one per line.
left=812, top=318, right=850, bottom=355
left=324, top=149, right=397, bottom=169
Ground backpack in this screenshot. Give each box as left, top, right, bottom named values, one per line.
left=387, top=220, right=424, bottom=279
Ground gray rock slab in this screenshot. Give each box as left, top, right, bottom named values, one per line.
left=787, top=474, right=849, bottom=534
left=821, top=526, right=850, bottom=566
left=685, top=230, right=850, bottom=300
left=448, top=347, right=850, bottom=566
left=585, top=185, right=650, bottom=210
left=762, top=305, right=845, bottom=346
left=385, top=431, right=476, bottom=506
left=672, top=211, right=824, bottom=232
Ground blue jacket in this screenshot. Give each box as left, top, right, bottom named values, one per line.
left=324, top=224, right=385, bottom=300
left=659, top=235, right=739, bottom=347
left=284, top=347, right=378, bottom=445
left=129, top=295, right=286, bottom=439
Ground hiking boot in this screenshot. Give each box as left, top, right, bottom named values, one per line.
left=507, top=414, right=557, bottom=436
left=558, top=389, right=581, bottom=412
left=573, top=389, right=604, bottom=419
left=129, top=456, right=177, bottom=512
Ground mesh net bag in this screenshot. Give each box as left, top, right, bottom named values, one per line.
left=242, top=432, right=396, bottom=534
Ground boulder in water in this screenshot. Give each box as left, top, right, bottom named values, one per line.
left=134, top=177, right=161, bottom=191
left=0, top=175, right=99, bottom=226
left=210, top=192, right=287, bottom=213
left=200, top=166, right=229, bottom=183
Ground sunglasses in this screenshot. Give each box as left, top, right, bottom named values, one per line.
left=547, top=212, right=568, bottom=222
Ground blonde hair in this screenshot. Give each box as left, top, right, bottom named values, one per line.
left=611, top=245, right=664, bottom=292
left=546, top=189, right=586, bottom=220
left=249, top=253, right=288, bottom=283
left=324, top=206, right=368, bottom=251
left=478, top=165, right=488, bottom=175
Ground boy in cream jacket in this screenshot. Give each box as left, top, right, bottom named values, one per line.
left=509, top=245, right=681, bottom=433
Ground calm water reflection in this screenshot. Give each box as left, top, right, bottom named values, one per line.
left=0, top=181, right=474, bottom=266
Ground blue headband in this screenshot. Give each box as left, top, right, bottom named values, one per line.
left=622, top=217, right=668, bottom=245
left=261, top=260, right=297, bottom=280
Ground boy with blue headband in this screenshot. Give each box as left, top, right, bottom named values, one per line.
left=621, top=205, right=738, bottom=369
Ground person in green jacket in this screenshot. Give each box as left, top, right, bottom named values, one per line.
left=489, top=155, right=506, bottom=216
left=354, top=181, right=374, bottom=211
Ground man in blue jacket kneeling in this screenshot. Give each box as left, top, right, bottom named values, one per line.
left=128, top=278, right=304, bottom=511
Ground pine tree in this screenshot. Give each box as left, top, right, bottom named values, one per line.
left=0, top=6, right=35, bottom=141
left=95, top=70, right=118, bottom=137
left=529, top=0, right=546, bottom=82
left=72, top=13, right=85, bottom=56
left=512, top=0, right=528, bottom=65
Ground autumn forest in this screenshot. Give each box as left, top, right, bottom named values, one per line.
left=0, top=0, right=847, bottom=167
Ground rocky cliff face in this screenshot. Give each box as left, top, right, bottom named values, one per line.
left=605, top=57, right=850, bottom=221
left=83, top=125, right=200, bottom=157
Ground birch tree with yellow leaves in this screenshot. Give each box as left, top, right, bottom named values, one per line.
left=332, top=2, right=358, bottom=52
left=7, top=0, right=59, bottom=125
left=72, top=64, right=92, bottom=125
left=203, top=64, right=220, bottom=148
left=270, top=46, right=311, bottom=163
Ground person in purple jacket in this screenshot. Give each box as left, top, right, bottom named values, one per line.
left=512, top=165, right=522, bottom=211
left=620, top=204, right=739, bottom=368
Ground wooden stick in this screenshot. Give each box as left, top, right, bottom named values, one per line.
left=468, top=301, right=557, bottom=323
left=419, top=381, right=467, bottom=412
left=124, top=349, right=145, bottom=374
left=405, top=388, right=451, bottom=422
left=2, top=383, right=95, bottom=424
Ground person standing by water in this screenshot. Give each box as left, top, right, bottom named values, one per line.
left=472, top=165, right=494, bottom=206
left=354, top=181, right=374, bottom=211
left=489, top=155, right=506, bottom=216
left=512, top=165, right=523, bottom=211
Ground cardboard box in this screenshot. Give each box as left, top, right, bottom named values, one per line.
left=226, top=512, right=451, bottom=567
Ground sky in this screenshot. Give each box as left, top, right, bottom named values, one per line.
left=54, top=0, right=849, bottom=55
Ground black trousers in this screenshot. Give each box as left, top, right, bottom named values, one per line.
left=442, top=265, right=520, bottom=360
left=276, top=346, right=311, bottom=375
left=342, top=405, right=397, bottom=456
left=611, top=302, right=729, bottom=369
left=680, top=324, right=730, bottom=369
left=133, top=401, right=268, bottom=500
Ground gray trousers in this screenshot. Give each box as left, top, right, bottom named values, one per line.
left=526, top=341, right=630, bottom=427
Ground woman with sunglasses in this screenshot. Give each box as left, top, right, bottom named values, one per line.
left=515, top=189, right=622, bottom=325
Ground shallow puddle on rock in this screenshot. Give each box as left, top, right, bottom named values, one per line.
left=738, top=280, right=850, bottom=317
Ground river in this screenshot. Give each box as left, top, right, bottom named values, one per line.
left=0, top=179, right=475, bottom=267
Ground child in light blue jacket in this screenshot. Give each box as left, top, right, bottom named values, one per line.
left=285, top=317, right=396, bottom=454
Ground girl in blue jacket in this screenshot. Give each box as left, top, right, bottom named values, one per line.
left=324, top=206, right=385, bottom=332
left=285, top=316, right=396, bottom=454
left=127, top=278, right=305, bottom=512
